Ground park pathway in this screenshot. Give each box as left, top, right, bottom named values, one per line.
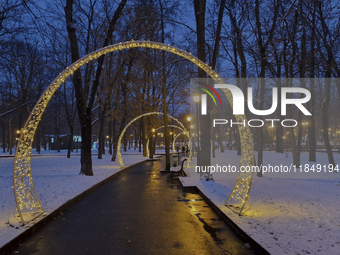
left=9, top=157, right=254, bottom=255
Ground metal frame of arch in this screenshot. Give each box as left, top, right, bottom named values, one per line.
left=13, top=40, right=254, bottom=225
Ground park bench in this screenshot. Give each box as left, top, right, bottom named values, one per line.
left=170, top=156, right=188, bottom=178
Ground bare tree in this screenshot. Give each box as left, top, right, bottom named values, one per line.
left=64, top=0, right=127, bottom=175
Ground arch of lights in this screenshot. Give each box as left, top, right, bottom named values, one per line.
left=153, top=124, right=192, bottom=165
left=117, top=112, right=187, bottom=167
left=13, top=41, right=254, bottom=224
left=172, top=131, right=188, bottom=150
left=153, top=125, right=188, bottom=152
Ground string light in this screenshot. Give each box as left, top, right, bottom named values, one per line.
left=143, top=125, right=189, bottom=160
left=153, top=124, right=192, bottom=166
left=154, top=125, right=187, bottom=150
left=173, top=131, right=187, bottom=150
left=13, top=41, right=254, bottom=225
left=117, top=112, right=188, bottom=167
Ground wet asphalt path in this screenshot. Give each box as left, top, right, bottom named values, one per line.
left=9, top=157, right=254, bottom=255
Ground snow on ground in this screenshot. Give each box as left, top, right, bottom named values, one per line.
left=181, top=151, right=340, bottom=255
left=0, top=148, right=149, bottom=248
left=2, top=147, right=340, bottom=254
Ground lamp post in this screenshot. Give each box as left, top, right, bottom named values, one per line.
left=193, top=95, right=200, bottom=164
left=106, top=135, right=110, bottom=149
left=150, top=128, right=155, bottom=159
left=302, top=122, right=309, bottom=149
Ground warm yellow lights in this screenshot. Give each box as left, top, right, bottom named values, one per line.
left=13, top=40, right=253, bottom=225
left=173, top=132, right=187, bottom=151
left=117, top=112, right=188, bottom=167
left=187, top=116, right=192, bottom=121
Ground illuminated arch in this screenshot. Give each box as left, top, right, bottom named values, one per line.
left=172, top=131, right=188, bottom=149
left=13, top=41, right=254, bottom=224
left=156, top=125, right=192, bottom=160
left=154, top=124, right=188, bottom=151
left=155, top=124, right=185, bottom=133
left=154, top=124, right=192, bottom=164
left=117, top=112, right=187, bottom=167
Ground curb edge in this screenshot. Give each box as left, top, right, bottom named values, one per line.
left=180, top=183, right=270, bottom=255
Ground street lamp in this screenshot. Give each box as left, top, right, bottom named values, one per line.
left=106, top=135, right=110, bottom=148
left=16, top=130, right=20, bottom=141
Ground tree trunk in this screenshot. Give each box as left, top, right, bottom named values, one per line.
left=227, top=0, right=248, bottom=116
left=124, top=135, right=127, bottom=152
left=296, top=111, right=302, bottom=161
left=111, top=119, right=117, bottom=161
left=194, top=0, right=211, bottom=179
left=159, top=0, right=170, bottom=170
left=212, top=125, right=215, bottom=158
left=139, top=121, right=142, bottom=153
left=217, top=127, right=224, bottom=152
left=255, top=0, right=265, bottom=176
left=322, top=77, right=335, bottom=167
left=64, top=0, right=126, bottom=175
left=98, top=110, right=105, bottom=159
left=149, top=133, right=153, bottom=159
left=80, top=116, right=93, bottom=175
left=275, top=77, right=283, bottom=153
left=67, top=125, right=73, bottom=158
left=142, top=118, right=147, bottom=157
left=109, top=120, right=112, bottom=155
left=308, top=79, right=316, bottom=162
left=2, top=119, right=6, bottom=153
left=308, top=4, right=316, bottom=162
left=9, top=117, right=12, bottom=155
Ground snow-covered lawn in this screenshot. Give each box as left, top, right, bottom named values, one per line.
left=1, top=148, right=339, bottom=254
left=181, top=151, right=340, bottom=255
left=0, top=149, right=147, bottom=248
